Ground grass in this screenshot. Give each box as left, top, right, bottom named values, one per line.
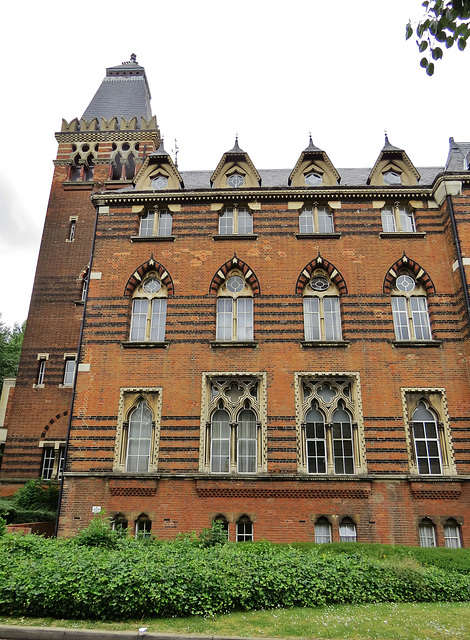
left=1, top=602, right=469, bottom=640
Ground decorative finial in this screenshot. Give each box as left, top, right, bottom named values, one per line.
left=309, top=132, right=313, bottom=144
left=172, top=138, right=179, bottom=168
left=384, top=130, right=389, bottom=144
left=130, top=53, right=137, bottom=63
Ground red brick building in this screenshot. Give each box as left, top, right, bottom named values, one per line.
left=1, top=56, right=469, bottom=546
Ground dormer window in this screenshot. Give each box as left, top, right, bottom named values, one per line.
left=151, top=175, right=168, bottom=189
left=227, top=173, right=245, bottom=188
left=383, top=170, right=402, bottom=185
left=305, top=173, right=323, bottom=186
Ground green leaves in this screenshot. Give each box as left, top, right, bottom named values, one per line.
left=408, top=0, right=470, bottom=75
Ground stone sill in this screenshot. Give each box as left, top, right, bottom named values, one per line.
left=380, top=232, right=426, bottom=239
left=392, top=340, right=442, bottom=348
left=74, top=300, right=85, bottom=305
left=62, top=181, right=94, bottom=190
left=296, top=233, right=341, bottom=239
left=210, top=340, right=258, bottom=348
left=131, top=235, right=176, bottom=242
left=213, top=234, right=258, bottom=241
left=301, top=340, right=350, bottom=348
left=121, top=341, right=169, bottom=349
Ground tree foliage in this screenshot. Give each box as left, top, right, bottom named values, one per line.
left=0, top=316, right=25, bottom=391
left=407, top=1, right=470, bottom=75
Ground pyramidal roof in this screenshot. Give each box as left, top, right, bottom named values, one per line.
left=82, top=54, right=152, bottom=121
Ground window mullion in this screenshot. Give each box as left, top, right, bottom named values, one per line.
left=313, top=206, right=319, bottom=233
left=325, top=422, right=334, bottom=473
left=233, top=206, right=238, bottom=234
left=233, top=298, right=238, bottom=339
left=230, top=421, right=237, bottom=473
left=394, top=204, right=401, bottom=232
left=406, top=298, right=415, bottom=340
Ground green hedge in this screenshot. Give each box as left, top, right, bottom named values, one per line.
left=0, top=480, right=58, bottom=524
left=0, top=536, right=468, bottom=620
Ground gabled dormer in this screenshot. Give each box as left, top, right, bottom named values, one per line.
left=210, top=138, right=261, bottom=189
left=289, top=137, right=340, bottom=187
left=368, top=135, right=420, bottom=186
left=134, top=141, right=184, bottom=190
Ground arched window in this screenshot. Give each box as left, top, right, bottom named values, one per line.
left=419, top=518, right=436, bottom=547
left=303, top=271, right=342, bottom=341
left=412, top=400, right=442, bottom=475
left=130, top=273, right=168, bottom=342
left=381, top=203, right=415, bottom=232
left=216, top=271, right=253, bottom=341
left=236, top=515, right=253, bottom=541
left=135, top=513, right=152, bottom=539
left=112, top=513, right=128, bottom=532
left=444, top=518, right=461, bottom=548
left=206, top=378, right=262, bottom=474
left=391, top=273, right=431, bottom=341
left=299, top=204, right=334, bottom=234
left=213, top=514, right=229, bottom=539
left=339, top=517, right=357, bottom=542
left=300, top=377, right=363, bottom=476
left=314, top=516, right=332, bottom=543
left=305, top=405, right=327, bottom=474
left=126, top=399, right=153, bottom=472
left=219, top=205, right=253, bottom=235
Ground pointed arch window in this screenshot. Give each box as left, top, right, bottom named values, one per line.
left=339, top=517, right=357, bottom=542
left=216, top=271, right=253, bottom=341
left=130, top=273, right=167, bottom=343
left=303, top=272, right=342, bottom=341
left=202, top=376, right=266, bottom=475
left=412, top=400, right=442, bottom=475
left=236, top=515, right=253, bottom=541
left=314, top=517, right=332, bottom=543
left=391, top=273, right=432, bottom=341
left=419, top=518, right=436, bottom=547
left=126, top=399, right=154, bottom=472
left=444, top=519, right=461, bottom=548
left=298, top=375, right=366, bottom=476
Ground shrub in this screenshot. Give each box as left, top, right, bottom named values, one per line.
left=0, top=480, right=59, bottom=524
left=76, top=513, right=119, bottom=548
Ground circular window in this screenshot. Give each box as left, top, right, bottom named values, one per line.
left=142, top=278, right=162, bottom=294
left=383, top=171, right=401, bottom=185
left=396, top=274, right=415, bottom=292
left=310, top=276, right=330, bottom=292
left=227, top=173, right=245, bottom=188
left=305, top=173, right=322, bottom=186
left=151, top=176, right=168, bottom=189
left=226, top=275, right=245, bottom=293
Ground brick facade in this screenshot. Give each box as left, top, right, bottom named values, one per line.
left=2, top=59, right=469, bottom=547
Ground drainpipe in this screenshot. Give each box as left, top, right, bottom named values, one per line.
left=54, top=201, right=100, bottom=537
left=446, top=190, right=470, bottom=329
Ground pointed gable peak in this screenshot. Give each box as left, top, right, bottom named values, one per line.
left=289, top=136, right=339, bottom=187
left=368, top=135, right=420, bottom=186
left=211, top=137, right=261, bottom=188
left=134, top=139, right=183, bottom=190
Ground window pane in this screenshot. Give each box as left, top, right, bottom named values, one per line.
left=211, top=410, right=230, bottom=473
left=238, top=208, right=253, bottom=234
left=398, top=206, right=416, bottom=232
left=238, top=409, right=257, bottom=473
left=219, top=209, right=234, bottom=234
left=299, top=207, right=314, bottom=234
left=126, top=401, right=152, bottom=472
left=410, top=297, right=432, bottom=340
left=130, top=299, right=149, bottom=341
left=324, top=297, right=342, bottom=340
left=63, top=360, right=76, bottom=385
left=315, top=522, right=331, bottom=543
left=140, top=212, right=155, bottom=236
left=392, top=297, right=410, bottom=340
left=317, top=207, right=334, bottom=233
left=216, top=298, right=233, bottom=340
left=41, top=448, right=55, bottom=479
left=419, top=524, right=436, bottom=547
left=306, top=407, right=327, bottom=474
left=381, top=206, right=396, bottom=232
left=332, top=411, right=354, bottom=475
left=339, top=523, right=357, bottom=542
left=150, top=299, right=167, bottom=342
left=303, top=298, right=321, bottom=340
left=444, top=524, right=461, bottom=549
left=158, top=212, right=173, bottom=236
left=237, top=298, right=253, bottom=341
left=413, top=416, right=442, bottom=475
left=237, top=519, right=253, bottom=541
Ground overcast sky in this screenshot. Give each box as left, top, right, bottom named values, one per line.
left=1, top=0, right=469, bottom=327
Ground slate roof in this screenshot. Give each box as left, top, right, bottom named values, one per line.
left=82, top=57, right=152, bottom=122
left=446, top=139, right=470, bottom=172
left=177, top=166, right=444, bottom=190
